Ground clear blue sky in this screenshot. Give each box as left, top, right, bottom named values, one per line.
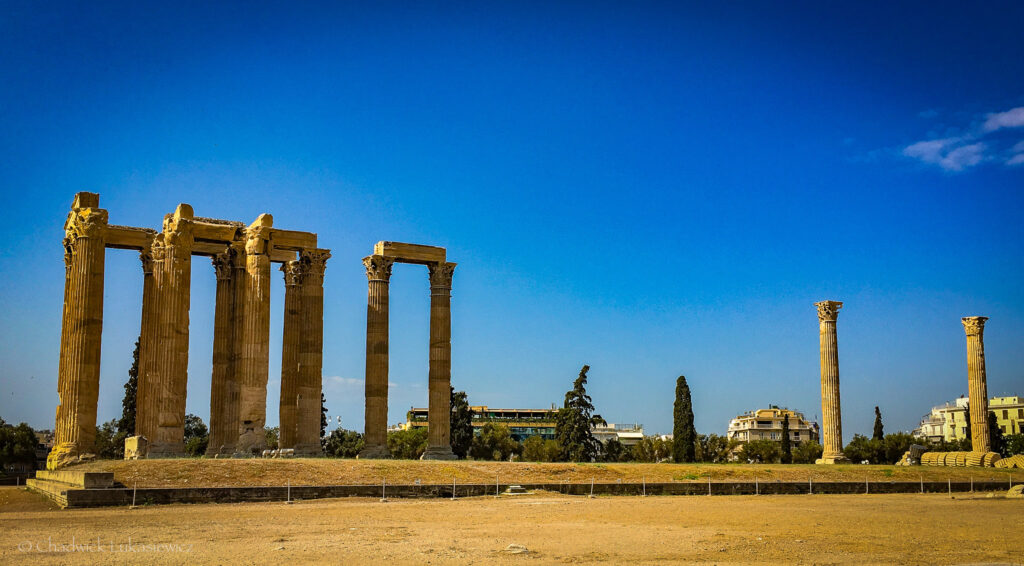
left=1, top=2, right=1022, bottom=438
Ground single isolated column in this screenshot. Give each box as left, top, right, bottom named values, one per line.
left=236, top=215, right=273, bottom=454
left=422, top=262, right=457, bottom=460
left=294, top=249, right=330, bottom=456
left=360, top=254, right=394, bottom=458
left=278, top=260, right=303, bottom=450
left=135, top=237, right=159, bottom=446
left=206, top=247, right=241, bottom=457
left=962, top=316, right=991, bottom=453
left=48, top=192, right=108, bottom=469
left=149, top=204, right=194, bottom=457
left=815, top=300, right=849, bottom=464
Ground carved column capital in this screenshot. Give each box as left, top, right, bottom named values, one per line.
left=281, top=260, right=303, bottom=286
left=961, top=316, right=988, bottom=337
left=428, top=262, right=457, bottom=289
left=245, top=226, right=272, bottom=256
left=815, top=300, right=843, bottom=323
left=363, top=255, right=394, bottom=282
left=64, top=207, right=108, bottom=241
left=300, top=248, right=331, bottom=278
left=212, top=251, right=235, bottom=281
left=140, top=248, right=156, bottom=275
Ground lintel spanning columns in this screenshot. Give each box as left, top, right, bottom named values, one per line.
left=47, top=192, right=329, bottom=468
left=360, top=242, right=457, bottom=460
left=962, top=316, right=991, bottom=453
left=815, top=300, right=848, bottom=465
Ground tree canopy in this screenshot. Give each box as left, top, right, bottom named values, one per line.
left=554, top=365, right=605, bottom=462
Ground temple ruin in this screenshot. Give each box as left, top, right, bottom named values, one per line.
left=360, top=242, right=457, bottom=460
left=815, top=300, right=848, bottom=464
left=47, top=192, right=330, bottom=469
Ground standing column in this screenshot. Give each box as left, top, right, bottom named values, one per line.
left=207, top=248, right=239, bottom=456
left=294, top=249, right=331, bottom=455
left=360, top=254, right=394, bottom=458
left=422, top=262, right=457, bottom=460
left=135, top=237, right=159, bottom=446
left=150, top=204, right=194, bottom=457
left=236, top=215, right=273, bottom=454
left=815, top=300, right=848, bottom=464
left=48, top=193, right=108, bottom=469
left=278, top=260, right=303, bottom=450
left=962, top=316, right=991, bottom=453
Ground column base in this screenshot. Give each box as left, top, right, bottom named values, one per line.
left=815, top=454, right=850, bottom=465
left=421, top=446, right=457, bottom=460
left=358, top=444, right=391, bottom=459
left=147, top=441, right=186, bottom=458
left=292, top=443, right=323, bottom=457
left=46, top=444, right=95, bottom=470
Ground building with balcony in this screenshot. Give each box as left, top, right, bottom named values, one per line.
left=726, top=407, right=819, bottom=445
left=592, top=423, right=645, bottom=447
left=913, top=395, right=1024, bottom=442
left=401, top=406, right=643, bottom=444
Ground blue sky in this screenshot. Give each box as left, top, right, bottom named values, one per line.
left=1, top=2, right=1022, bottom=438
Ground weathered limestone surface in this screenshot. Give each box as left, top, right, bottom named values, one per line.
left=962, top=316, right=991, bottom=453
left=815, top=300, right=848, bottom=465
left=422, top=262, right=457, bottom=460
left=237, top=215, right=273, bottom=454
left=135, top=239, right=159, bottom=445
left=48, top=193, right=107, bottom=469
left=124, top=436, right=149, bottom=460
left=149, top=205, right=194, bottom=457
left=294, top=249, right=330, bottom=455
left=278, top=261, right=303, bottom=450
left=206, top=246, right=242, bottom=456
left=360, top=254, right=394, bottom=458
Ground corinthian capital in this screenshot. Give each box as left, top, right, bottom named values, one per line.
left=961, top=316, right=988, bottom=337
left=64, top=207, right=109, bottom=241
left=815, top=300, right=843, bottom=322
left=428, top=262, right=457, bottom=288
left=212, top=251, right=235, bottom=281
left=363, top=255, right=394, bottom=282
left=281, top=260, right=303, bottom=286
left=300, top=248, right=331, bottom=278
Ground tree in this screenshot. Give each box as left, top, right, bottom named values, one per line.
left=963, top=402, right=971, bottom=447
left=522, top=436, right=564, bottom=462
left=695, top=434, right=737, bottom=463
left=780, top=416, right=792, bottom=464
left=631, top=436, right=673, bottom=462
left=94, top=419, right=120, bottom=459
left=263, top=426, right=279, bottom=451
left=602, top=437, right=625, bottom=462
left=988, top=412, right=1004, bottom=455
left=470, top=423, right=522, bottom=461
left=323, top=428, right=364, bottom=458
left=185, top=414, right=209, bottom=456
left=1003, top=434, right=1024, bottom=456
left=117, top=339, right=140, bottom=436
left=0, top=421, right=39, bottom=468
left=738, top=440, right=781, bottom=463
left=387, top=427, right=428, bottom=459
left=881, top=432, right=918, bottom=464
left=450, top=387, right=474, bottom=459
left=872, top=406, right=884, bottom=441
left=554, top=365, right=605, bottom=462
left=792, top=441, right=824, bottom=464
left=843, top=434, right=883, bottom=464
left=672, top=376, right=696, bottom=463
left=320, top=393, right=328, bottom=445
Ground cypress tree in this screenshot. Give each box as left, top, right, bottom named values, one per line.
left=872, top=406, right=884, bottom=440
left=780, top=413, right=792, bottom=464
left=988, top=412, right=1004, bottom=455
left=320, top=392, right=328, bottom=443
left=672, top=376, right=696, bottom=463
left=449, top=386, right=474, bottom=459
left=554, top=365, right=605, bottom=462
left=117, top=339, right=140, bottom=435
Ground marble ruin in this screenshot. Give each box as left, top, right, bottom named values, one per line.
left=815, top=300, right=849, bottom=464
left=360, top=242, right=457, bottom=460
left=47, top=193, right=330, bottom=469
left=962, top=316, right=990, bottom=453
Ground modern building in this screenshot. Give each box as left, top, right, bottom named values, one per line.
left=727, top=407, right=819, bottom=445
left=914, top=395, right=1024, bottom=442
left=402, top=406, right=643, bottom=444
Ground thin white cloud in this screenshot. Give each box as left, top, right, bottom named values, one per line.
left=938, top=143, right=986, bottom=171
left=903, top=137, right=960, bottom=165
left=982, top=107, right=1024, bottom=132
left=1007, top=153, right=1024, bottom=166
left=902, top=137, right=985, bottom=171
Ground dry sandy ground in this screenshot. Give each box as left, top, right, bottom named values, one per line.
left=74, top=458, right=1018, bottom=488
left=2, top=486, right=1022, bottom=565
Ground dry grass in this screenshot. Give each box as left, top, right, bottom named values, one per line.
left=71, top=458, right=1019, bottom=488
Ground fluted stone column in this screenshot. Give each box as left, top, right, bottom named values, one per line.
left=207, top=247, right=241, bottom=456
left=962, top=316, right=990, bottom=453
left=422, top=262, right=457, bottom=460
left=149, top=205, right=194, bottom=457
left=48, top=193, right=108, bottom=469
left=360, top=254, right=394, bottom=458
left=278, top=260, right=303, bottom=450
left=294, top=249, right=330, bottom=455
left=815, top=300, right=848, bottom=464
left=135, top=239, right=159, bottom=445
left=236, top=215, right=273, bottom=454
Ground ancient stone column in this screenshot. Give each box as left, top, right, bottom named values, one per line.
left=294, top=249, right=330, bottom=456
left=149, top=204, right=194, bottom=457
left=278, top=260, right=303, bottom=450
left=206, top=248, right=241, bottom=456
left=422, top=262, right=457, bottom=460
left=236, top=215, right=273, bottom=454
left=360, top=254, right=394, bottom=458
left=48, top=193, right=108, bottom=469
left=962, top=316, right=991, bottom=453
left=815, top=300, right=848, bottom=464
left=135, top=239, right=159, bottom=445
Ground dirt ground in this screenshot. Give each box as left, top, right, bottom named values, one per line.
left=74, top=458, right=1017, bottom=488
left=2, top=486, right=1021, bottom=565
